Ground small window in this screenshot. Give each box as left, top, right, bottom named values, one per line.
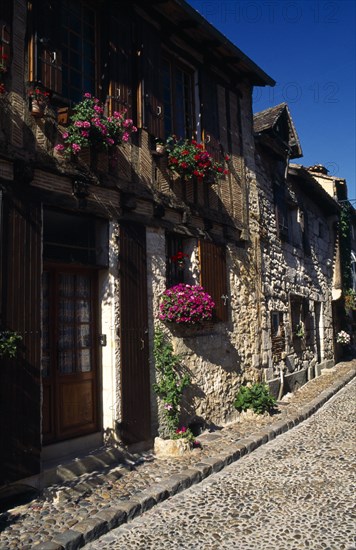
left=43, top=210, right=108, bottom=266
left=166, top=235, right=188, bottom=287
left=271, top=311, right=285, bottom=361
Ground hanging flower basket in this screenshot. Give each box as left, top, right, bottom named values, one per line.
left=159, top=283, right=215, bottom=325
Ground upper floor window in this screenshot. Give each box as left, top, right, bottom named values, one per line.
left=33, top=0, right=97, bottom=103
left=162, top=59, right=194, bottom=139
left=61, top=1, right=97, bottom=102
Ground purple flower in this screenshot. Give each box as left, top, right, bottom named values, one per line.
left=159, top=284, right=215, bottom=325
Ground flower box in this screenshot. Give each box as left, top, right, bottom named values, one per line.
left=154, top=436, right=191, bottom=457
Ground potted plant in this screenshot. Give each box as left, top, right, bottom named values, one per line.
left=0, top=330, right=22, bottom=358
left=54, top=92, right=137, bottom=157
left=155, top=138, right=166, bottom=154
left=159, top=283, right=215, bottom=325
left=165, top=136, right=229, bottom=182
left=28, top=86, right=51, bottom=117
left=171, top=251, right=189, bottom=271
left=153, top=330, right=199, bottom=455
left=294, top=323, right=305, bottom=338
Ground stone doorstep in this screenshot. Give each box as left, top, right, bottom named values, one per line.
left=32, top=366, right=356, bottom=550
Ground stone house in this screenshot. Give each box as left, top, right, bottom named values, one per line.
left=305, top=164, right=355, bottom=358
left=254, top=104, right=341, bottom=393
left=0, top=0, right=277, bottom=489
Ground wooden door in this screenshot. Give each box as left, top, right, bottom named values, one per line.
left=42, top=268, right=99, bottom=444
left=119, top=224, right=151, bottom=444
left=0, top=194, right=41, bottom=484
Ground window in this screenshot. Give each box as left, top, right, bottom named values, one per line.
left=274, top=181, right=289, bottom=240
left=166, top=235, right=188, bottom=287
left=351, top=251, right=356, bottom=292
left=43, top=210, right=108, bottom=266
left=162, top=59, right=194, bottom=139
left=290, top=295, right=313, bottom=346
left=33, top=0, right=97, bottom=102
left=165, top=237, right=228, bottom=323
left=61, top=1, right=97, bottom=102
left=271, top=311, right=285, bottom=361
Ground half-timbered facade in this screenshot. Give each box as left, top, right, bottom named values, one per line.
left=1, top=0, right=282, bottom=488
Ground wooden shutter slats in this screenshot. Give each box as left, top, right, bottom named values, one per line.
left=199, top=240, right=228, bottom=322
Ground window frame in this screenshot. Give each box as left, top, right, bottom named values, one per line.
left=162, top=56, right=195, bottom=140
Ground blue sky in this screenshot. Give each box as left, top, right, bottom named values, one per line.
left=188, top=0, right=356, bottom=200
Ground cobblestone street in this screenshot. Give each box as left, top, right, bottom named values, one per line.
left=0, top=363, right=354, bottom=549
left=88, top=377, right=356, bottom=550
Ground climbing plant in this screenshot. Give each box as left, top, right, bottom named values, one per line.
left=153, top=329, right=191, bottom=436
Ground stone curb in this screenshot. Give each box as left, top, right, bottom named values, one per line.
left=34, top=367, right=355, bottom=550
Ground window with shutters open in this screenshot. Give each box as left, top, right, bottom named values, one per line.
left=166, top=235, right=188, bottom=287
left=30, top=0, right=98, bottom=104
left=199, top=240, right=229, bottom=323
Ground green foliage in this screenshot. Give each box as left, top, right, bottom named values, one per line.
left=153, top=329, right=190, bottom=435
left=295, top=324, right=305, bottom=338
left=344, top=289, right=356, bottom=312
left=234, top=383, right=277, bottom=415
left=340, top=204, right=352, bottom=291
left=0, top=331, right=22, bottom=358
left=172, top=426, right=195, bottom=442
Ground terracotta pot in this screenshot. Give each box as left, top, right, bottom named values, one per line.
left=30, top=98, right=45, bottom=118
left=155, top=143, right=166, bottom=154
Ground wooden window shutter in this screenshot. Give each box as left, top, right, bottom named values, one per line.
left=199, top=69, right=221, bottom=162
left=0, top=195, right=41, bottom=484
left=199, top=240, right=228, bottom=322
left=109, top=14, right=133, bottom=118
left=33, top=0, right=62, bottom=93
left=138, top=20, right=164, bottom=138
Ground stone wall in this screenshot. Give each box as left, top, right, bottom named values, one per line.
left=256, top=151, right=335, bottom=381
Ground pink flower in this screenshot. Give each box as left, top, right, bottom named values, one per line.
left=81, top=130, right=89, bottom=138
left=94, top=105, right=103, bottom=114
left=82, top=121, right=91, bottom=128
left=122, top=132, right=129, bottom=142
left=84, top=92, right=92, bottom=98
left=54, top=144, right=64, bottom=152
left=71, top=143, right=81, bottom=153
left=62, top=132, right=69, bottom=139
